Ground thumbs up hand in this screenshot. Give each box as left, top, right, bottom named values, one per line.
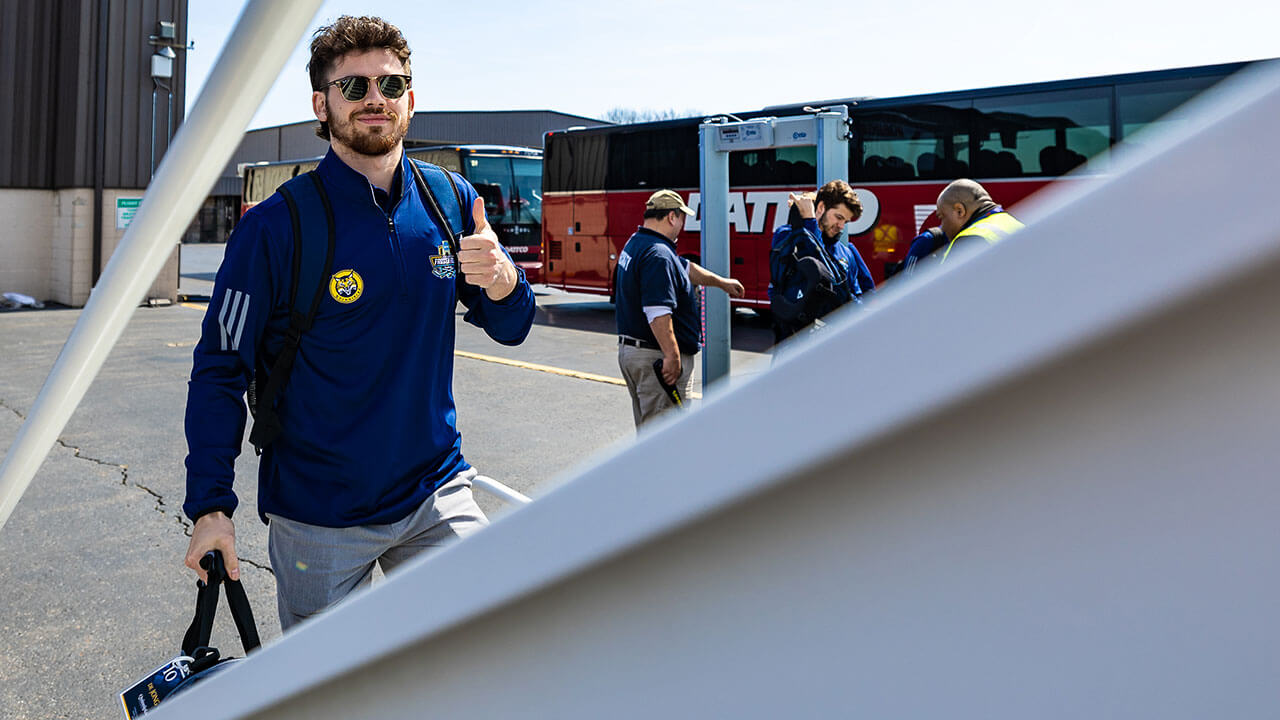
left=457, top=196, right=518, bottom=300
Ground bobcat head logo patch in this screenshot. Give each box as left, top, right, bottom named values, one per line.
left=329, top=269, right=364, bottom=304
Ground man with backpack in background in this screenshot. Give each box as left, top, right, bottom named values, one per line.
left=769, top=180, right=874, bottom=342
left=181, top=16, right=535, bottom=631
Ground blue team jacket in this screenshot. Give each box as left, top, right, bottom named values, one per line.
left=183, top=149, right=535, bottom=528
left=768, top=218, right=876, bottom=299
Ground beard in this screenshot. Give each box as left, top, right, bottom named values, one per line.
left=329, top=108, right=409, bottom=157
left=819, top=212, right=843, bottom=241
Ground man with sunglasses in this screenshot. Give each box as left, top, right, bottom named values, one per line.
left=181, top=16, right=535, bottom=631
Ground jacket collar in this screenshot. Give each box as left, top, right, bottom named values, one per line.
left=959, top=203, right=1004, bottom=234
left=634, top=226, right=676, bottom=248
left=315, top=147, right=408, bottom=205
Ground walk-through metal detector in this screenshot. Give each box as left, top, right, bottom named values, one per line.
left=698, top=107, right=851, bottom=389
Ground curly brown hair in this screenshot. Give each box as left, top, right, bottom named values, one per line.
left=308, top=16, right=412, bottom=140
left=814, top=179, right=862, bottom=220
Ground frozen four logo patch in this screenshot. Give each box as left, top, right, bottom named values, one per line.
left=329, top=269, right=364, bottom=304
left=431, top=240, right=456, bottom=279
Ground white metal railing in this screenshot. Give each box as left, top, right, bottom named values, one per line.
left=154, top=59, right=1280, bottom=718
left=473, top=475, right=532, bottom=505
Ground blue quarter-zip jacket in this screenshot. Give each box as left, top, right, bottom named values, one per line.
left=183, top=149, right=535, bottom=528
left=768, top=218, right=876, bottom=299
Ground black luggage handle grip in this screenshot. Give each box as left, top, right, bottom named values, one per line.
left=181, top=550, right=261, bottom=657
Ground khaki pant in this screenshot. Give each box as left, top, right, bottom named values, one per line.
left=618, top=344, right=695, bottom=428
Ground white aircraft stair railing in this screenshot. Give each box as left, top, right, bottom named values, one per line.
left=473, top=475, right=532, bottom=505
left=151, top=60, right=1280, bottom=719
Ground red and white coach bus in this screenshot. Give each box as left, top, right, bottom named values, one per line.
left=241, top=144, right=545, bottom=283
left=541, top=61, right=1253, bottom=307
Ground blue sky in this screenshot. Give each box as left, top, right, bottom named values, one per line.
left=185, top=0, right=1280, bottom=130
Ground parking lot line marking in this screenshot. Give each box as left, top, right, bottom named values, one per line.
left=453, top=350, right=625, bottom=386
left=453, top=350, right=703, bottom=399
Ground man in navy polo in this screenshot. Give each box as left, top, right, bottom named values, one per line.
left=615, top=190, right=744, bottom=428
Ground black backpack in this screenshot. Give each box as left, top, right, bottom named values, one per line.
left=770, top=212, right=854, bottom=337
left=245, top=160, right=466, bottom=454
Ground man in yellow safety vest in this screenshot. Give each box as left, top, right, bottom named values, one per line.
left=935, top=178, right=1025, bottom=265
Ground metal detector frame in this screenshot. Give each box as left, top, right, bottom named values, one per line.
left=697, top=108, right=852, bottom=389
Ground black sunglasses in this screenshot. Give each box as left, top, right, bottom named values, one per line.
left=320, top=74, right=411, bottom=102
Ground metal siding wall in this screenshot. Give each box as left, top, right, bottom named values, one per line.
left=407, top=111, right=609, bottom=150
left=52, top=0, right=91, bottom=188
left=278, top=124, right=329, bottom=161
left=0, top=1, right=57, bottom=188
left=84, top=0, right=189, bottom=189
left=138, top=0, right=188, bottom=187
left=167, top=0, right=187, bottom=173
left=74, top=0, right=97, bottom=185
left=120, top=0, right=143, bottom=185
left=101, top=1, right=123, bottom=188
left=0, top=2, right=20, bottom=186
left=12, top=0, right=118, bottom=191
left=28, top=3, right=54, bottom=187
left=220, top=129, right=283, bottom=180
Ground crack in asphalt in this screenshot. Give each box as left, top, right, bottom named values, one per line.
left=236, top=555, right=275, bottom=575
left=0, top=396, right=25, bottom=420
left=3, top=396, right=183, bottom=530
left=2, top=395, right=275, bottom=578
left=49, top=436, right=197, bottom=534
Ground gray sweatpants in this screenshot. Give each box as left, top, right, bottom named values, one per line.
left=267, top=468, right=488, bottom=631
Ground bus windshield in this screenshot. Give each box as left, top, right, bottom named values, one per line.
left=466, top=154, right=542, bottom=226
left=512, top=156, right=542, bottom=224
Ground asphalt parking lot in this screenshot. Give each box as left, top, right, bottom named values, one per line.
left=0, top=243, right=772, bottom=718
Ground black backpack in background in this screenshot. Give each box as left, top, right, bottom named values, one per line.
left=770, top=206, right=854, bottom=338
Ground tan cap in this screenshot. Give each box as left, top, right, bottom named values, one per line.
left=645, top=189, right=694, bottom=217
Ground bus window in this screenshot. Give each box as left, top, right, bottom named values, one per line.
left=512, top=156, right=542, bottom=224
left=852, top=103, right=972, bottom=181
left=605, top=126, right=699, bottom=190
left=544, top=132, right=607, bottom=192
left=468, top=156, right=516, bottom=224
left=730, top=147, right=816, bottom=187
left=971, top=88, right=1111, bottom=177
left=1117, top=75, right=1224, bottom=146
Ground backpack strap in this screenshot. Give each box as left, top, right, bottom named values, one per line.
left=247, top=171, right=335, bottom=454
left=409, top=159, right=466, bottom=244
left=247, top=162, right=460, bottom=453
